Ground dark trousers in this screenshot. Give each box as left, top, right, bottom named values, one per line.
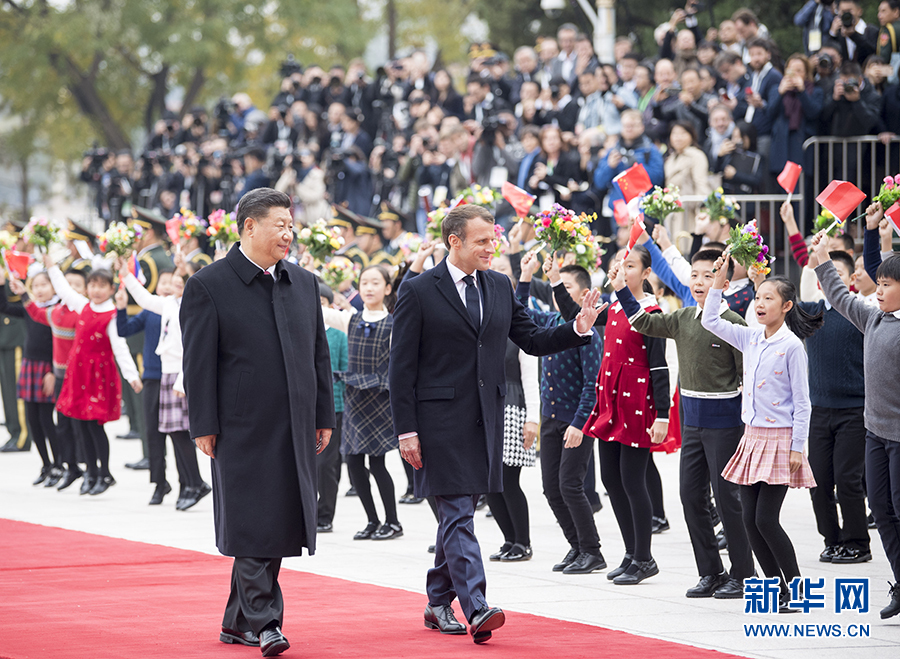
left=486, top=464, right=531, bottom=546
left=598, top=440, right=652, bottom=561
left=646, top=454, right=666, bottom=519
left=427, top=494, right=487, bottom=621
left=317, top=412, right=342, bottom=526
left=145, top=379, right=203, bottom=489
left=53, top=376, right=80, bottom=470
left=0, top=347, right=29, bottom=448
left=866, top=432, right=900, bottom=581
left=78, top=419, right=110, bottom=479
left=808, top=406, right=869, bottom=550
left=223, top=557, right=284, bottom=636
left=120, top=369, right=147, bottom=458
left=680, top=425, right=754, bottom=579
left=540, top=416, right=600, bottom=554
left=25, top=401, right=59, bottom=468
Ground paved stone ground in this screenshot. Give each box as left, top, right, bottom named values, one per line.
left=2, top=416, right=898, bottom=658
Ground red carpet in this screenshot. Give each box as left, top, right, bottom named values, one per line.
left=0, top=519, right=743, bottom=658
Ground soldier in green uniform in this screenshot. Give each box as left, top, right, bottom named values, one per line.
left=878, top=0, right=900, bottom=75
left=331, top=205, right=370, bottom=268
left=180, top=222, right=213, bottom=270
left=60, top=219, right=97, bottom=275
left=377, top=202, right=413, bottom=268
left=0, top=221, right=32, bottom=452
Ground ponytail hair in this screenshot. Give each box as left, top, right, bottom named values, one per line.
left=764, top=275, right=823, bottom=340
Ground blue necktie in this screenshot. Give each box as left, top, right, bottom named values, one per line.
left=463, top=275, right=481, bottom=330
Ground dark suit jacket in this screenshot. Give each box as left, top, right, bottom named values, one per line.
left=389, top=259, right=588, bottom=497
left=181, top=245, right=334, bottom=558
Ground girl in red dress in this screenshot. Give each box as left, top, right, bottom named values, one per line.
left=48, top=264, right=141, bottom=496
left=583, top=245, right=670, bottom=585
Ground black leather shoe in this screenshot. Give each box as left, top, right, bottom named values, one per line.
left=317, top=522, right=333, bottom=533
left=354, top=521, right=379, bottom=540
left=427, top=545, right=436, bottom=554
left=713, top=577, right=745, bottom=599
left=651, top=516, right=670, bottom=534
left=345, top=486, right=358, bottom=497
left=490, top=542, right=513, bottom=561
left=716, top=528, right=728, bottom=551
left=881, top=582, right=900, bottom=619
left=819, top=545, right=841, bottom=563
left=868, top=513, right=877, bottom=529
left=613, top=558, right=659, bottom=585
left=475, top=495, right=487, bottom=510
left=831, top=547, right=872, bottom=564
left=116, top=430, right=141, bottom=440
left=44, top=467, right=63, bottom=487
left=469, top=606, right=504, bottom=644
left=259, top=627, right=290, bottom=657
left=56, top=468, right=83, bottom=491
left=33, top=466, right=51, bottom=486
left=606, top=554, right=633, bottom=580
left=125, top=457, right=150, bottom=470
left=89, top=475, right=116, bottom=495
left=220, top=627, right=260, bottom=647
left=149, top=482, right=172, bottom=505
left=686, top=571, right=729, bottom=598
left=553, top=548, right=579, bottom=572
left=79, top=476, right=96, bottom=495
left=424, top=604, right=466, bottom=634
left=563, top=551, right=607, bottom=574
left=373, top=522, right=403, bottom=540
left=501, top=543, right=532, bottom=562
left=0, top=438, right=28, bottom=452
left=179, top=481, right=211, bottom=511
left=778, top=590, right=800, bottom=614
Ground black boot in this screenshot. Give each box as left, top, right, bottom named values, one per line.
left=881, top=582, right=900, bottom=619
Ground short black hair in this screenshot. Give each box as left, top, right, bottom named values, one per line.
left=840, top=61, right=863, bottom=78
left=441, top=205, right=494, bottom=248
left=830, top=250, right=855, bottom=275
left=245, top=146, right=267, bottom=163
left=876, top=254, right=900, bottom=282
left=236, top=188, right=292, bottom=234
left=693, top=247, right=733, bottom=279
left=621, top=52, right=641, bottom=63
left=559, top=265, right=591, bottom=291
left=746, top=38, right=772, bottom=54
left=64, top=268, right=88, bottom=285
left=833, top=233, right=855, bottom=253
left=87, top=269, right=115, bottom=288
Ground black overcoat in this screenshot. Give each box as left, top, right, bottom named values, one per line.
left=181, top=245, right=334, bottom=557
left=389, top=259, right=587, bottom=497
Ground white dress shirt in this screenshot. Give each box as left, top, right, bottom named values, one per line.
left=239, top=245, right=277, bottom=275
left=446, top=259, right=483, bottom=319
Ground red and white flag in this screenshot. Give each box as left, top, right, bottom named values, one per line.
left=624, top=216, right=647, bottom=257
left=885, top=202, right=900, bottom=238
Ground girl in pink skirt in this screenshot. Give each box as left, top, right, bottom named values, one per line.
left=702, top=254, right=821, bottom=612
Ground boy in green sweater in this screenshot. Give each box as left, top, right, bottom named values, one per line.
left=615, top=249, right=753, bottom=599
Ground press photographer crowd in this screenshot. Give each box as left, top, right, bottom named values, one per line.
left=3, top=0, right=900, bottom=638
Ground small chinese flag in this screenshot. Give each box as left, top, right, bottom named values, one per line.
left=613, top=199, right=630, bottom=227
left=777, top=161, right=802, bottom=194
left=815, top=180, right=867, bottom=222
left=165, top=218, right=181, bottom=244
left=624, top=216, right=647, bottom=257
left=4, top=250, right=32, bottom=280
left=613, top=164, right=653, bottom=203
left=885, top=202, right=900, bottom=238
left=501, top=181, right=536, bottom=218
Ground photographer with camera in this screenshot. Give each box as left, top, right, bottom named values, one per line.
left=794, top=0, right=836, bottom=56
left=538, top=76, right=580, bottom=133
left=823, top=61, right=880, bottom=134
left=828, top=0, right=879, bottom=64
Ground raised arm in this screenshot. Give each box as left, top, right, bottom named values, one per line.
left=701, top=255, right=752, bottom=351
left=123, top=273, right=165, bottom=315
left=47, top=265, right=88, bottom=313
left=644, top=238, right=695, bottom=305
left=618, top=283, right=678, bottom=339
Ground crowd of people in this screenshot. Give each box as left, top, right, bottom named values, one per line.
left=2, top=1, right=900, bottom=646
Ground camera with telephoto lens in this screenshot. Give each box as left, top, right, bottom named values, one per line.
left=841, top=11, right=854, bottom=28
left=817, top=52, right=834, bottom=71
left=279, top=54, right=303, bottom=79
left=843, top=77, right=859, bottom=93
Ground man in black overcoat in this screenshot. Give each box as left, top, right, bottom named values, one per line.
left=181, top=188, right=334, bottom=657
left=389, top=205, right=601, bottom=643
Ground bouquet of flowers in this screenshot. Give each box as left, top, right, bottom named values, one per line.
left=701, top=188, right=739, bottom=225
left=297, top=219, right=344, bottom=261
left=22, top=217, right=62, bottom=252
left=426, top=206, right=450, bottom=242
left=569, top=234, right=606, bottom=272
left=454, top=184, right=497, bottom=207
left=724, top=219, right=771, bottom=276
left=173, top=209, right=206, bottom=241
left=206, top=209, right=239, bottom=246
left=98, top=222, right=143, bottom=257
left=812, top=208, right=844, bottom=237
left=639, top=186, right=683, bottom=220
left=396, top=232, right=424, bottom=259
left=874, top=174, right=900, bottom=208
left=320, top=257, right=360, bottom=291
left=0, top=230, right=17, bottom=268
left=531, top=205, right=594, bottom=254
left=492, top=224, right=508, bottom=258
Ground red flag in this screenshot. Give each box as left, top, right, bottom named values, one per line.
left=777, top=161, right=802, bottom=194
left=613, top=199, right=630, bottom=227
left=885, top=202, right=900, bottom=238
left=613, top=164, right=653, bottom=203
left=624, top=216, right=647, bottom=257
left=4, top=250, right=32, bottom=279
left=815, top=180, right=867, bottom=222
left=165, top=218, right=181, bottom=244
left=501, top=181, right=536, bottom=218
